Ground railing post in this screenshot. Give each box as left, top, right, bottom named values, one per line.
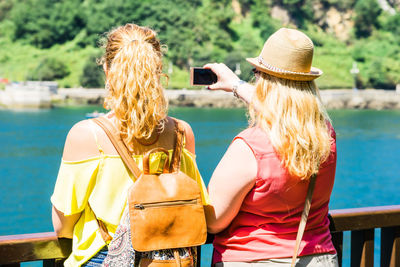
left=43, top=259, right=65, bottom=267
left=331, top=232, right=343, bottom=267
left=196, top=246, right=201, bottom=267
left=328, top=213, right=343, bottom=267
left=351, top=229, right=374, bottom=267
left=381, top=226, right=400, bottom=267
left=43, top=259, right=55, bottom=267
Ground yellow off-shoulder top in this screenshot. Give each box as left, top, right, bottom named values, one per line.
left=51, top=148, right=209, bottom=267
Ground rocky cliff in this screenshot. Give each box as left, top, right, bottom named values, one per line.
left=232, top=0, right=398, bottom=42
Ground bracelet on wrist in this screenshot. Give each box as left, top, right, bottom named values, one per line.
left=232, top=80, right=246, bottom=98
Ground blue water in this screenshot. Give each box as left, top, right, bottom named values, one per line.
left=1, top=107, right=400, bottom=266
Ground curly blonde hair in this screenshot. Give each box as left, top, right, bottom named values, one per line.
left=249, top=73, right=332, bottom=180
left=100, top=23, right=168, bottom=147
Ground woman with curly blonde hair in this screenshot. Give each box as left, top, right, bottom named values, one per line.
left=51, top=23, right=209, bottom=267
left=204, top=28, right=338, bottom=266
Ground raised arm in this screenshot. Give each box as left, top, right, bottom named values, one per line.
left=203, top=63, right=256, bottom=104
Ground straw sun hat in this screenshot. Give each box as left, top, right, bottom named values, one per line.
left=246, top=28, right=322, bottom=81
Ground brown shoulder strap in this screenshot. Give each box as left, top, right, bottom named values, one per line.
left=87, top=202, right=112, bottom=244
left=92, top=117, right=142, bottom=180
left=91, top=117, right=145, bottom=245
left=170, top=119, right=185, bottom=173
left=291, top=173, right=317, bottom=267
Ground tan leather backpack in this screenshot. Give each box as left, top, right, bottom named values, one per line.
left=129, top=145, right=207, bottom=251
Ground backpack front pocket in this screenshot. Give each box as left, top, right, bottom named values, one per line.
left=133, top=199, right=198, bottom=210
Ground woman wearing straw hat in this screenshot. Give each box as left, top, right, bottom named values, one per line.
left=204, top=28, right=338, bottom=266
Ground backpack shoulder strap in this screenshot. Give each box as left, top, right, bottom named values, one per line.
left=170, top=119, right=185, bottom=173
left=92, top=117, right=142, bottom=180
left=91, top=116, right=145, bottom=245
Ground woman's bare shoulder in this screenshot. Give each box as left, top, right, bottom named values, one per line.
left=168, top=117, right=195, bottom=154
left=62, top=119, right=101, bottom=161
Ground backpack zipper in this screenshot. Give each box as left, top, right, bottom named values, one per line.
left=134, top=199, right=198, bottom=210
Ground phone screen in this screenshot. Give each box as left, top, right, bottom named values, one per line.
left=191, top=68, right=218, bottom=85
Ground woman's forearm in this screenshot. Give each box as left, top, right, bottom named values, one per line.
left=52, top=206, right=80, bottom=238
left=232, top=81, right=255, bottom=104
left=203, top=63, right=256, bottom=104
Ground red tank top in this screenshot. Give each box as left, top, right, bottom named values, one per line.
left=213, top=125, right=337, bottom=263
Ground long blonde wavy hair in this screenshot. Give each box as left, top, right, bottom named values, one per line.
left=100, top=23, right=168, bottom=147
left=249, top=73, right=332, bottom=180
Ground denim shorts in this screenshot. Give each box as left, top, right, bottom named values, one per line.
left=215, top=253, right=339, bottom=267
left=81, top=247, right=108, bottom=267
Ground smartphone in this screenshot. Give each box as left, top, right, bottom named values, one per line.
left=190, top=67, right=218, bottom=85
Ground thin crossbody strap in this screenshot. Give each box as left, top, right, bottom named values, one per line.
left=87, top=202, right=113, bottom=244
left=89, top=120, right=105, bottom=155
left=170, top=119, right=185, bottom=173
left=92, top=117, right=142, bottom=180
left=291, top=173, right=317, bottom=267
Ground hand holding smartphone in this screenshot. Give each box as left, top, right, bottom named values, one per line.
left=190, top=67, right=218, bottom=86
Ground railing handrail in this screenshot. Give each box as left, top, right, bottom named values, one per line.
left=329, top=205, right=400, bottom=232
left=0, top=232, right=71, bottom=265
left=1, top=205, right=400, bottom=265
left=0, top=231, right=57, bottom=242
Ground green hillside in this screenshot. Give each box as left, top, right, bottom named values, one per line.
left=1, top=0, right=400, bottom=89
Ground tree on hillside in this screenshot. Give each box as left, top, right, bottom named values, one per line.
left=80, top=55, right=104, bottom=88
left=0, top=0, right=14, bottom=21
left=366, top=58, right=398, bottom=89
left=237, top=0, right=254, bottom=14
left=272, top=0, right=315, bottom=28
left=11, top=0, right=51, bottom=47
left=354, top=0, right=381, bottom=38
left=139, top=0, right=201, bottom=68
left=251, top=0, right=278, bottom=39
left=83, top=0, right=215, bottom=68
left=224, top=50, right=254, bottom=81
left=83, top=0, right=145, bottom=46
left=382, top=13, right=400, bottom=37
left=10, top=0, right=85, bottom=48
left=49, top=0, right=85, bottom=45
left=190, top=0, right=236, bottom=66
left=28, top=57, right=70, bottom=81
